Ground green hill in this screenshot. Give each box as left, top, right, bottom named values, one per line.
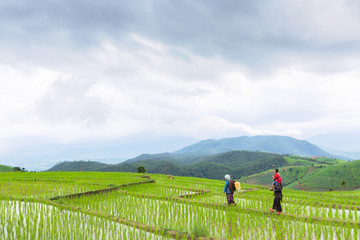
left=0, top=164, right=14, bottom=172
left=49, top=151, right=289, bottom=180
left=48, top=161, right=110, bottom=172
left=185, top=151, right=287, bottom=179
left=294, top=159, right=360, bottom=191
left=239, top=156, right=346, bottom=188
left=240, top=166, right=308, bottom=186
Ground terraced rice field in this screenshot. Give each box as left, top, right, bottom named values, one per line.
left=0, top=172, right=359, bottom=239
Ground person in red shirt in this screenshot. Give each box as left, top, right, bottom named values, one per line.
left=273, top=168, right=282, bottom=185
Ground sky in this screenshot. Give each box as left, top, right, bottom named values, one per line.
left=1, top=0, right=360, bottom=152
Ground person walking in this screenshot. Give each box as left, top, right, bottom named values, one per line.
left=270, top=170, right=283, bottom=214
left=223, top=174, right=236, bottom=206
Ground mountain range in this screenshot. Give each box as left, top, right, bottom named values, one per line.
left=47, top=135, right=349, bottom=179
left=0, top=134, right=350, bottom=172
left=1, top=134, right=357, bottom=190
left=174, top=135, right=342, bottom=157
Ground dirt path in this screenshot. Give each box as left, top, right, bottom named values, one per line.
left=156, top=183, right=211, bottom=198
left=178, top=189, right=210, bottom=198
left=50, top=179, right=155, bottom=200
left=297, top=181, right=306, bottom=191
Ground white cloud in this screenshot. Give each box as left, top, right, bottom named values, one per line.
left=0, top=65, right=61, bottom=126
left=36, top=78, right=110, bottom=125
left=2, top=33, right=360, bottom=145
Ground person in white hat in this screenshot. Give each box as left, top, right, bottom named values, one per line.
left=223, top=174, right=236, bottom=205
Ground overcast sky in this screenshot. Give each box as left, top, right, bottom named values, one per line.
left=1, top=0, right=360, bottom=151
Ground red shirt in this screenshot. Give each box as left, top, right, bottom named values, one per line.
left=273, top=173, right=282, bottom=184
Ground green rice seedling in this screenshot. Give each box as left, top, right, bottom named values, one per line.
left=341, top=204, right=346, bottom=220
left=191, top=224, right=209, bottom=237
left=354, top=224, right=359, bottom=240
left=335, top=204, right=339, bottom=219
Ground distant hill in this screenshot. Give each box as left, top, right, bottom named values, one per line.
left=49, top=151, right=292, bottom=180
left=46, top=135, right=351, bottom=188
left=290, top=159, right=360, bottom=191
left=175, top=135, right=343, bottom=158
left=0, top=164, right=14, bottom=172
left=48, top=150, right=354, bottom=191
left=48, top=161, right=110, bottom=172
left=184, top=151, right=287, bottom=179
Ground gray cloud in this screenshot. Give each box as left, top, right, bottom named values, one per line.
left=1, top=0, right=359, bottom=75
left=0, top=1, right=137, bottom=34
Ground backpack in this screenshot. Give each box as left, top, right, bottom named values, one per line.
left=229, top=180, right=236, bottom=193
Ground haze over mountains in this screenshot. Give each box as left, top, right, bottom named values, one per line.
left=50, top=135, right=346, bottom=170
left=308, top=132, right=360, bottom=159
left=0, top=134, right=353, bottom=171
left=175, top=135, right=339, bottom=157
left=0, top=134, right=197, bottom=170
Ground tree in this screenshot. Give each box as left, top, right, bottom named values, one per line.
left=137, top=166, right=146, bottom=173
left=341, top=180, right=347, bottom=189
left=14, top=167, right=21, bottom=172
left=14, top=167, right=26, bottom=172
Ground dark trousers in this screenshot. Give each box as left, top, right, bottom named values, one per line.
left=226, top=193, right=235, bottom=204
left=272, top=198, right=282, bottom=212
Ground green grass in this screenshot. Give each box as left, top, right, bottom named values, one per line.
left=284, top=156, right=344, bottom=166
left=284, top=156, right=315, bottom=166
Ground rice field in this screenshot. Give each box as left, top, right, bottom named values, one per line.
left=0, top=172, right=359, bottom=239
